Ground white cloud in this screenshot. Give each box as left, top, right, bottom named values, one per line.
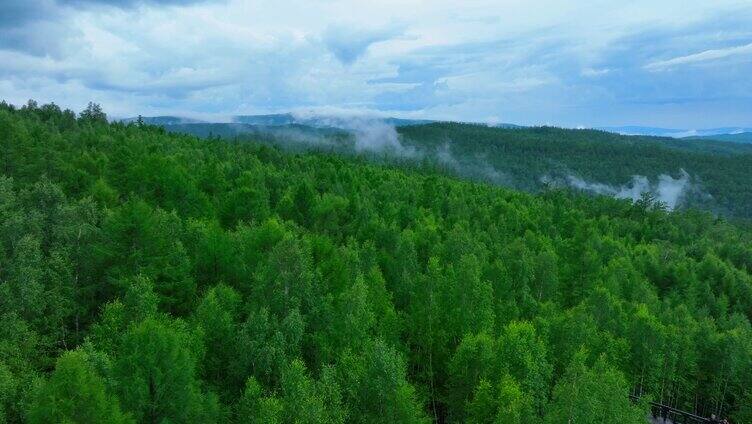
left=645, top=43, right=752, bottom=71
left=645, top=42, right=752, bottom=71
left=581, top=67, right=611, bottom=77
left=322, top=23, right=405, bottom=65
left=0, top=0, right=751, bottom=127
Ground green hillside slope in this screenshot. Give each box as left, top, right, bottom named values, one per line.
left=1, top=101, right=751, bottom=423
left=684, top=132, right=752, bottom=144
left=398, top=123, right=752, bottom=218
left=158, top=121, right=752, bottom=219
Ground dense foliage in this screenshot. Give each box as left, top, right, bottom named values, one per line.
left=1, top=100, right=751, bottom=423
left=160, top=120, right=752, bottom=219
left=686, top=132, right=752, bottom=145
left=398, top=123, right=752, bottom=218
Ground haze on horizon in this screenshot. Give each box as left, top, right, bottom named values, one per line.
left=1, top=0, right=751, bottom=129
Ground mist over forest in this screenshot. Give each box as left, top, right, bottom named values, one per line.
left=1, top=101, right=751, bottom=424
left=2, top=0, right=752, bottom=422
left=146, top=115, right=752, bottom=220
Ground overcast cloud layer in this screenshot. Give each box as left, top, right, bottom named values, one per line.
left=1, top=0, right=751, bottom=127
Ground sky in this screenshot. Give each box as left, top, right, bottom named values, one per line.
left=1, top=0, right=751, bottom=128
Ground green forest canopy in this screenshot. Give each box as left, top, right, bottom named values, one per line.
left=1, top=101, right=751, bottom=423
left=158, top=119, right=752, bottom=219
left=398, top=123, right=752, bottom=219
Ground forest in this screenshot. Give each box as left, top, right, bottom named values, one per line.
left=1, top=100, right=751, bottom=423
left=398, top=123, right=752, bottom=220
left=158, top=120, right=752, bottom=219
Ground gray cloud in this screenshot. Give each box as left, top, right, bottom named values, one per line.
left=1, top=0, right=750, bottom=127
left=322, top=24, right=404, bottom=65
left=0, top=0, right=70, bottom=56
left=0, top=0, right=220, bottom=55
left=58, top=0, right=218, bottom=7
left=0, top=0, right=55, bottom=27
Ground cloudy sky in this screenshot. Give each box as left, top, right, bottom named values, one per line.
left=1, top=0, right=751, bottom=127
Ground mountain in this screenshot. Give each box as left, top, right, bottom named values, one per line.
left=234, top=114, right=434, bottom=128
left=123, top=113, right=434, bottom=128
left=491, top=122, right=525, bottom=129
left=598, top=126, right=687, bottom=137
left=126, top=116, right=751, bottom=141
left=683, top=132, right=752, bottom=144
left=149, top=119, right=752, bottom=219
left=120, top=115, right=206, bottom=125
left=383, top=117, right=435, bottom=127
left=397, top=123, right=752, bottom=218
left=600, top=125, right=752, bottom=138
left=161, top=122, right=349, bottom=143
left=233, top=113, right=297, bottom=126
left=120, top=114, right=752, bottom=218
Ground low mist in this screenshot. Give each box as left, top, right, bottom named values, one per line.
left=188, top=114, right=702, bottom=213
left=435, top=143, right=514, bottom=185
left=564, top=170, right=693, bottom=210
left=287, top=112, right=418, bottom=156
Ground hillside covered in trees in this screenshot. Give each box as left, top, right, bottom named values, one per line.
left=1, top=101, right=752, bottom=423
left=155, top=119, right=752, bottom=220
left=399, top=123, right=752, bottom=219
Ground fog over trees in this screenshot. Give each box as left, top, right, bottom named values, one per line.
left=1, top=101, right=751, bottom=423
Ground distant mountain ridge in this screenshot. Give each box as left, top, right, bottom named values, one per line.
left=599, top=125, right=752, bottom=141
left=121, top=114, right=435, bottom=128
left=113, top=115, right=752, bottom=218
left=121, top=115, right=749, bottom=141
left=120, top=115, right=206, bottom=125
left=684, top=132, right=752, bottom=144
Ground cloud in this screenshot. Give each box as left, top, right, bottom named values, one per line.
left=565, top=170, right=693, bottom=210
left=581, top=67, right=610, bottom=77
left=645, top=42, right=752, bottom=71
left=0, top=0, right=222, bottom=55
left=1, top=0, right=751, bottom=127
left=0, top=0, right=70, bottom=55
left=0, top=0, right=55, bottom=28
left=322, top=23, right=404, bottom=65
left=436, top=143, right=513, bottom=185
left=59, top=0, right=219, bottom=7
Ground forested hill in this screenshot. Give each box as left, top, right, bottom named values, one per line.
left=397, top=123, right=752, bottom=219
left=1, top=101, right=752, bottom=423
left=684, top=132, right=752, bottom=144
left=155, top=120, right=752, bottom=219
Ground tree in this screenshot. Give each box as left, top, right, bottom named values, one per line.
left=0, top=313, right=41, bottom=422
left=28, top=349, right=132, bottom=424
left=497, top=321, right=552, bottom=415
left=1, top=101, right=752, bottom=423
left=219, top=171, right=270, bottom=228
left=254, top=234, right=317, bottom=318
left=336, top=340, right=429, bottom=424
left=733, top=390, right=752, bottom=424
left=232, top=307, right=303, bottom=389
left=185, top=219, right=237, bottom=288
left=235, top=377, right=283, bottom=424
left=79, top=102, right=107, bottom=125
left=465, top=375, right=534, bottom=424
left=278, top=359, right=328, bottom=423
left=494, top=374, right=535, bottom=424
left=192, top=284, right=241, bottom=400
left=0, top=362, right=16, bottom=423
left=112, top=318, right=218, bottom=423
left=544, top=353, right=646, bottom=424
left=447, top=332, right=497, bottom=420
left=1, top=235, right=45, bottom=325
left=97, top=199, right=196, bottom=315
